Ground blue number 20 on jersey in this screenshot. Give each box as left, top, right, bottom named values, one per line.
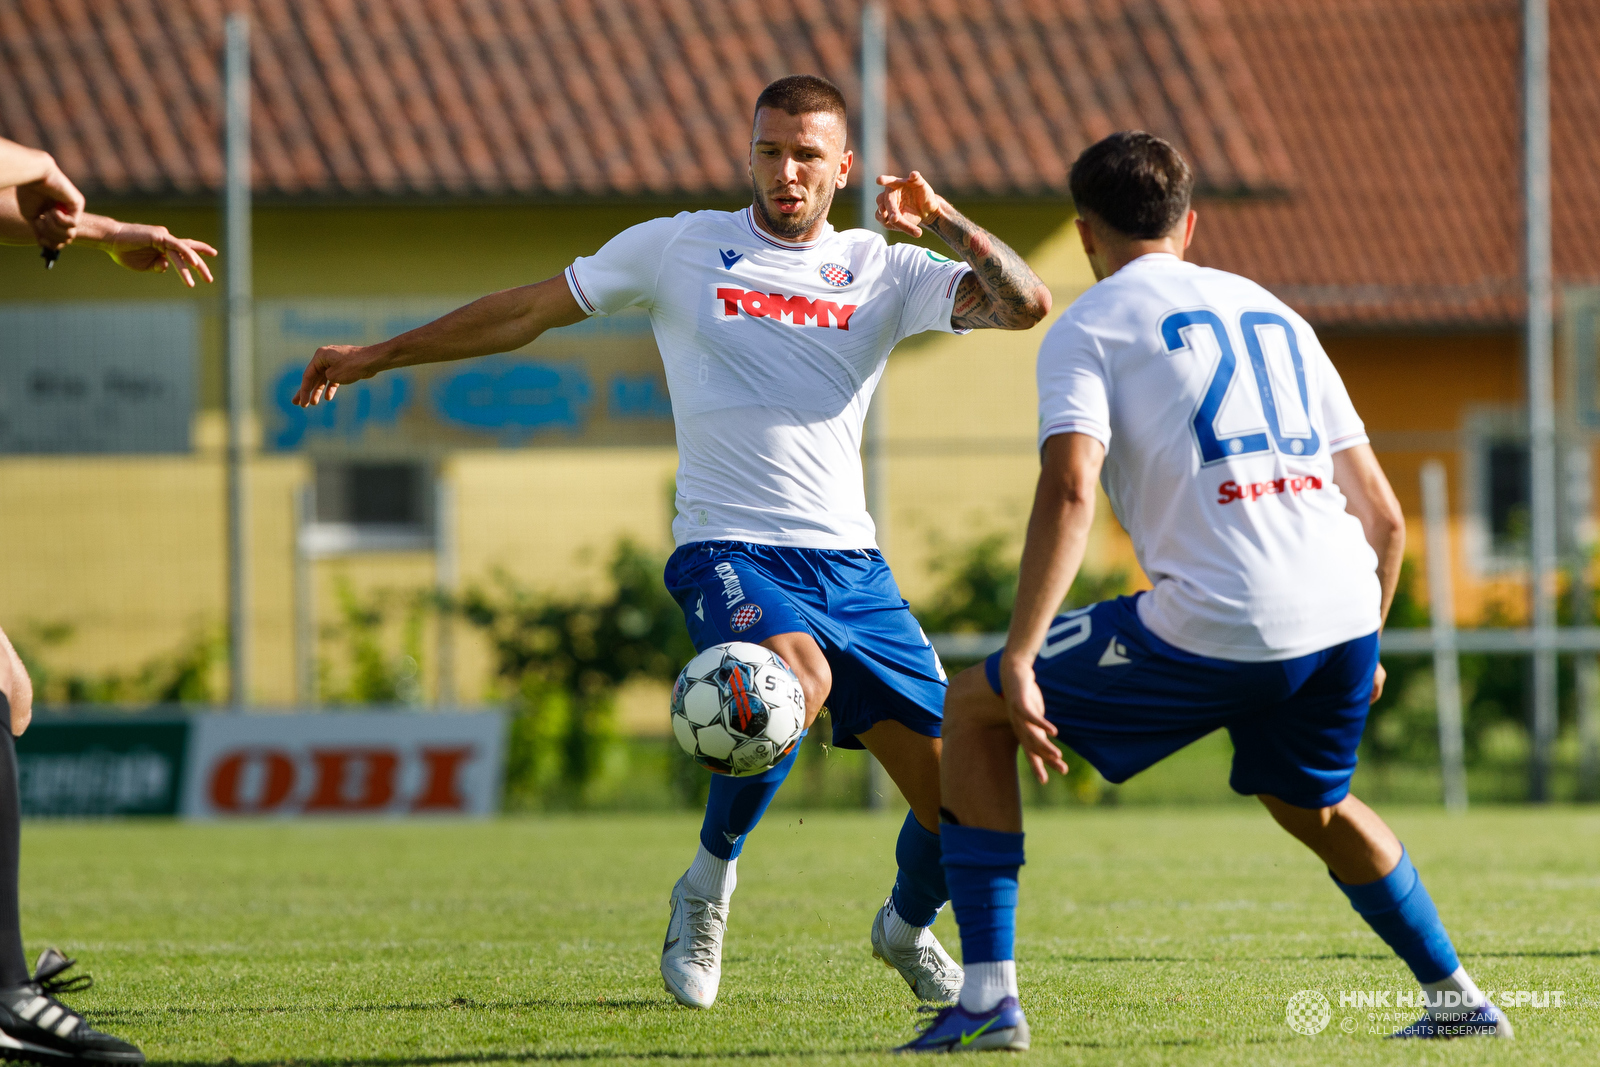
left=1164, top=308, right=1321, bottom=465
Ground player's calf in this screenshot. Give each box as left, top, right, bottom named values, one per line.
left=870, top=811, right=961, bottom=1003
left=938, top=666, right=1027, bottom=833
left=661, top=742, right=802, bottom=1008
left=1262, top=794, right=1511, bottom=1039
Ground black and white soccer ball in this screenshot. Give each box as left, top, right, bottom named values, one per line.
left=670, top=642, right=806, bottom=776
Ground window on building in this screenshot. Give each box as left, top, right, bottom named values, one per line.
left=306, top=460, right=433, bottom=553
left=1485, top=441, right=1530, bottom=557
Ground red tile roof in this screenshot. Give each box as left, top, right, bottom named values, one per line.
left=0, top=0, right=1290, bottom=200
left=1190, top=0, right=1600, bottom=329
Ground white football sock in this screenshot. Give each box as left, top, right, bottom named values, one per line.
left=959, top=960, right=1017, bottom=1013
left=883, top=897, right=932, bottom=948
left=1422, top=966, right=1488, bottom=1015
left=683, top=845, right=737, bottom=902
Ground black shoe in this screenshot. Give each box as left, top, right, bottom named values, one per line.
left=0, top=949, right=143, bottom=1065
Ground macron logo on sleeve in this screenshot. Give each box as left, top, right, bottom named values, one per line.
left=714, top=287, right=858, bottom=330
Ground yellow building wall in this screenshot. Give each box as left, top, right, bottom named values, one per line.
left=0, top=202, right=700, bottom=704
left=0, top=198, right=1099, bottom=706
left=1325, top=331, right=1533, bottom=625
left=6, top=194, right=1535, bottom=708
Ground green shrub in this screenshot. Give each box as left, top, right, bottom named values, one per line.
left=459, top=539, right=695, bottom=808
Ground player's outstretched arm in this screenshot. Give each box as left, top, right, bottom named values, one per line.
left=293, top=275, right=587, bottom=407
left=998, top=432, right=1105, bottom=782
left=875, top=170, right=1050, bottom=330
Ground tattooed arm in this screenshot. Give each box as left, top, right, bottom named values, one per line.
left=875, top=170, right=1051, bottom=330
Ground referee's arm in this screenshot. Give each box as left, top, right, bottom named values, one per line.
left=0, top=138, right=83, bottom=248
left=0, top=628, right=32, bottom=738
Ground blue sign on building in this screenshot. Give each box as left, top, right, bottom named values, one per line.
left=256, top=299, right=672, bottom=451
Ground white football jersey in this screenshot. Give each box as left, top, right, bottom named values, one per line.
left=566, top=208, right=969, bottom=549
left=1037, top=253, right=1380, bottom=662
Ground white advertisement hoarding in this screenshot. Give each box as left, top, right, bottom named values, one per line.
left=181, top=713, right=505, bottom=818
left=0, top=303, right=197, bottom=453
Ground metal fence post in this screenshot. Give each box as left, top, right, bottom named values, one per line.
left=293, top=483, right=315, bottom=706
left=861, top=0, right=889, bottom=811
left=224, top=13, right=253, bottom=709
left=1421, top=461, right=1468, bottom=811
left=1524, top=0, right=1559, bottom=801
left=434, top=478, right=458, bottom=708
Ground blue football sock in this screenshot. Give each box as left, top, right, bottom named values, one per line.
left=890, top=809, right=947, bottom=927
left=1331, top=848, right=1460, bottom=984
left=698, top=732, right=803, bottom=860
left=941, top=823, right=1025, bottom=964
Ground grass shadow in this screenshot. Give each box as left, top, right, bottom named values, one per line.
left=146, top=1050, right=891, bottom=1067
left=98, top=998, right=680, bottom=1021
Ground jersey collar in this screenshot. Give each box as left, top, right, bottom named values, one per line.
left=1125, top=252, right=1185, bottom=268
left=743, top=207, right=831, bottom=251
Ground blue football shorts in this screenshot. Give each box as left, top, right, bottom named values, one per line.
left=664, top=540, right=947, bottom=750
left=984, top=593, right=1380, bottom=809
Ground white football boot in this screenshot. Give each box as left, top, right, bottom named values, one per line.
left=870, top=896, right=963, bottom=1003
left=660, top=875, right=728, bottom=1009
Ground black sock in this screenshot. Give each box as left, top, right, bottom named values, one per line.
left=0, top=727, right=31, bottom=986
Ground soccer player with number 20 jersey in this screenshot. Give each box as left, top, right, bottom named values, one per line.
left=293, top=76, right=1051, bottom=1012
left=900, top=132, right=1511, bottom=1052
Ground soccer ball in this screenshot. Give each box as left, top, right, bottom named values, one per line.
left=670, top=642, right=806, bottom=776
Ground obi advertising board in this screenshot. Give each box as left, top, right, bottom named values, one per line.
left=17, top=712, right=504, bottom=818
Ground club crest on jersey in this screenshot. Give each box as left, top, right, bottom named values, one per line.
left=819, top=262, right=854, bottom=288
left=730, top=603, right=763, bottom=632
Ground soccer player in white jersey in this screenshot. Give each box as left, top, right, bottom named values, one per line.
left=901, top=132, right=1511, bottom=1052
left=291, top=75, right=1050, bottom=1009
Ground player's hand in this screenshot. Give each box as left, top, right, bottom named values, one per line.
left=15, top=155, right=85, bottom=250
left=0, top=627, right=34, bottom=738
left=1370, top=662, right=1386, bottom=704
left=99, top=222, right=217, bottom=286
left=875, top=171, right=949, bottom=237
left=997, top=653, right=1069, bottom=784
left=293, top=344, right=382, bottom=407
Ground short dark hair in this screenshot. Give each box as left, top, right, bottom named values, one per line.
left=1068, top=131, right=1193, bottom=239
left=753, top=74, right=847, bottom=126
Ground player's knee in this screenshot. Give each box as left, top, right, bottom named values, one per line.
left=1259, top=793, right=1335, bottom=839
left=782, top=655, right=830, bottom=721
left=796, top=662, right=831, bottom=716
left=943, top=665, right=1007, bottom=733
left=762, top=633, right=830, bottom=716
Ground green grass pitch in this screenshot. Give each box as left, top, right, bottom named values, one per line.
left=19, top=807, right=1597, bottom=1065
